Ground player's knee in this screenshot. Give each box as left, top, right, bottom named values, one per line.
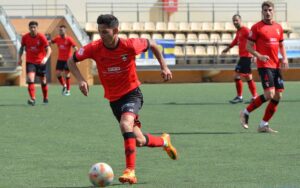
left=119, top=120, right=134, bottom=133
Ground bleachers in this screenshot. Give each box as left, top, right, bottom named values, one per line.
left=86, top=21, right=300, bottom=65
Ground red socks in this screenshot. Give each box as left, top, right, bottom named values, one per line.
left=246, top=95, right=267, bottom=113
left=123, top=132, right=136, bottom=170
left=144, top=133, right=164, bottom=147
left=41, top=83, right=48, bottom=100
left=247, top=80, right=258, bottom=98
left=66, top=77, right=71, bottom=91
left=235, top=78, right=243, bottom=97
left=28, top=82, right=35, bottom=100
left=57, top=76, right=65, bottom=86
left=263, top=99, right=279, bottom=122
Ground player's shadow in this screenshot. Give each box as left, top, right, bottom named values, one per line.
left=0, top=104, right=28, bottom=107
left=42, top=182, right=147, bottom=188
left=150, top=131, right=242, bottom=135
left=161, top=101, right=229, bottom=106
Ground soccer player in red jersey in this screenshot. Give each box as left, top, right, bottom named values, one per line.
left=67, top=14, right=178, bottom=184
left=51, top=25, right=77, bottom=96
left=240, top=1, right=289, bottom=133
left=18, top=21, right=52, bottom=106
left=222, top=14, right=258, bottom=104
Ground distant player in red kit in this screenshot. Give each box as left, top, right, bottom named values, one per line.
left=19, top=21, right=52, bottom=105
left=51, top=25, right=77, bottom=96
left=67, top=14, right=178, bottom=184
left=240, top=1, right=289, bottom=133
left=222, top=14, right=258, bottom=104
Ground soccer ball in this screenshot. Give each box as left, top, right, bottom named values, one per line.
left=88, top=162, right=114, bottom=187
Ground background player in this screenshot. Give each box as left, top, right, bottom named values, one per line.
left=18, top=21, right=52, bottom=105
left=67, top=14, right=178, bottom=184
left=240, top=1, right=288, bottom=133
left=51, top=25, right=77, bottom=96
left=222, top=14, right=258, bottom=104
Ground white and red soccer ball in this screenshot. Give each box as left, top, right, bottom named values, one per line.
left=88, top=162, right=114, bottom=187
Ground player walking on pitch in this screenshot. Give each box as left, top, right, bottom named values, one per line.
left=68, top=14, right=178, bottom=184
left=222, top=14, right=258, bottom=104
left=19, top=21, right=52, bottom=105
left=51, top=25, right=77, bottom=96
left=240, top=1, right=288, bottom=133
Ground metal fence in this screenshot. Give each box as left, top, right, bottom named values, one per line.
left=85, top=2, right=287, bottom=23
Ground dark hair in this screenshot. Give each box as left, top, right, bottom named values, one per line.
left=232, top=14, right=241, bottom=19
left=59, top=25, right=66, bottom=28
left=97, top=14, right=119, bottom=28
left=29, top=21, right=38, bottom=27
left=262, top=1, right=274, bottom=9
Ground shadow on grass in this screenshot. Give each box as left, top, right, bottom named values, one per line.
left=42, top=182, right=147, bottom=188
left=150, top=131, right=249, bottom=135
left=160, top=102, right=230, bottom=106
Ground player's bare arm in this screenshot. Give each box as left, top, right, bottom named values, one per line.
left=279, top=42, right=289, bottom=69
left=148, top=39, right=172, bottom=81
left=42, top=46, right=52, bottom=65
left=246, top=40, right=269, bottom=62
left=18, top=45, right=25, bottom=66
left=67, top=58, right=89, bottom=96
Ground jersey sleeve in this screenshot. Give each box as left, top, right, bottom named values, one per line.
left=40, top=34, right=49, bottom=47
left=68, top=37, right=76, bottom=47
left=51, top=37, right=57, bottom=44
left=73, top=43, right=93, bottom=62
left=248, top=25, right=257, bottom=42
left=279, top=25, right=284, bottom=42
left=128, top=38, right=150, bottom=55
left=229, top=34, right=238, bottom=48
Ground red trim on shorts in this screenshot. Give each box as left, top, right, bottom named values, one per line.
left=122, top=112, right=137, bottom=119
left=264, top=86, right=275, bottom=91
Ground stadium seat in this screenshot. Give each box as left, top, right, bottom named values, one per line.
left=118, top=33, right=128, bottom=39
left=179, top=22, right=190, bottom=32
left=230, top=46, right=239, bottom=55
left=175, top=33, right=186, bottom=43
left=128, top=33, right=139, bottom=38
left=210, top=33, right=221, bottom=42
left=289, top=32, right=300, bottom=39
left=221, top=33, right=233, bottom=43
left=85, top=23, right=98, bottom=32
left=140, top=33, right=151, bottom=39
left=195, top=46, right=207, bottom=56
left=163, top=33, right=175, bottom=40
left=144, top=22, right=156, bottom=32
left=198, top=33, right=210, bottom=43
left=174, top=46, right=184, bottom=57
left=152, top=33, right=163, bottom=40
left=92, top=34, right=100, bottom=41
left=206, top=46, right=217, bottom=56
left=213, top=22, right=225, bottom=32
left=185, top=46, right=196, bottom=56
left=167, top=22, right=179, bottom=32
left=132, top=22, right=144, bottom=32
left=224, top=22, right=236, bottom=32
left=120, top=22, right=133, bottom=32
left=280, top=21, right=292, bottom=32
left=186, top=33, right=198, bottom=43
left=190, top=22, right=202, bottom=32
left=202, top=22, right=213, bottom=32
left=156, top=22, right=167, bottom=32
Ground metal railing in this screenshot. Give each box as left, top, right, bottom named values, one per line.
left=2, top=4, right=89, bottom=45
left=86, top=2, right=287, bottom=23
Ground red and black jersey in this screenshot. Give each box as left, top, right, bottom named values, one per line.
left=21, top=33, right=49, bottom=64
left=248, top=20, right=284, bottom=69
left=230, top=26, right=252, bottom=58
left=52, top=35, right=76, bottom=61
left=74, top=38, right=149, bottom=102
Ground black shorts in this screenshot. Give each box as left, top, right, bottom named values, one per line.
left=56, top=60, right=69, bottom=71
left=235, top=57, right=252, bottom=75
left=258, top=68, right=284, bottom=91
left=110, top=87, right=143, bottom=123
left=26, top=63, right=46, bottom=77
